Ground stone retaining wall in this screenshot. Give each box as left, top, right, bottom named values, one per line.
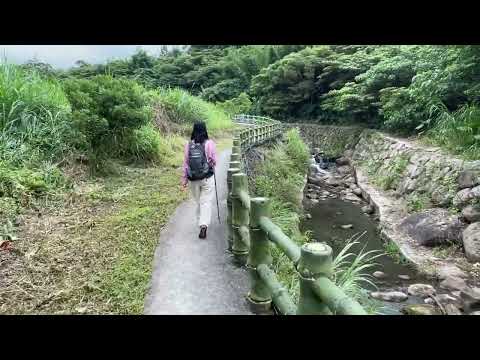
left=286, top=124, right=363, bottom=158
left=351, top=130, right=480, bottom=213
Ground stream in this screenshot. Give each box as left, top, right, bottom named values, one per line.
left=300, top=157, right=437, bottom=315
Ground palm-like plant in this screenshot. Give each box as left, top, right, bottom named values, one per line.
left=331, top=232, right=383, bottom=305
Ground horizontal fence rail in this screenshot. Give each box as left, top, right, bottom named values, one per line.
left=227, top=116, right=366, bottom=316
left=233, top=114, right=281, bottom=125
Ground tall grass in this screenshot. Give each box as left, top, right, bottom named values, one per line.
left=331, top=232, right=383, bottom=314
left=0, top=63, right=75, bottom=206
left=253, top=129, right=311, bottom=301
left=147, top=87, right=232, bottom=133
left=426, top=103, right=480, bottom=159
left=0, top=63, right=73, bottom=164
left=121, top=123, right=185, bottom=167
left=255, top=128, right=309, bottom=211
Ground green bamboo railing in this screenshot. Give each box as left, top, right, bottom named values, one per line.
left=228, top=116, right=366, bottom=316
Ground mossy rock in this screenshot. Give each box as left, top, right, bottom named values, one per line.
left=402, top=304, right=441, bottom=315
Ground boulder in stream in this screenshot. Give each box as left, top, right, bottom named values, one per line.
left=435, top=294, right=459, bottom=305
left=461, top=205, right=480, bottom=223
left=325, top=177, right=341, bottom=187
left=337, top=165, right=352, bottom=175
left=444, top=304, right=462, bottom=315
left=407, top=284, right=436, bottom=297
left=462, top=222, right=480, bottom=263
left=440, top=276, right=468, bottom=292
left=457, top=170, right=480, bottom=190
left=436, top=265, right=468, bottom=280
left=336, top=157, right=349, bottom=166
left=460, top=287, right=480, bottom=313
left=402, top=304, right=441, bottom=315
left=352, top=188, right=363, bottom=196
left=398, top=208, right=463, bottom=247
left=344, top=193, right=362, bottom=203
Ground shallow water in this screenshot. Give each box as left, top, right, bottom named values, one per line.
left=301, top=197, right=430, bottom=314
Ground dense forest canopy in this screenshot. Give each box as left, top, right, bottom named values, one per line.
left=16, top=44, right=480, bottom=155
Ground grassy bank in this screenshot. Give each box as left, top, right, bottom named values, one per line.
left=252, top=128, right=310, bottom=302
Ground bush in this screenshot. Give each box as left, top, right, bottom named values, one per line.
left=122, top=124, right=163, bottom=163
left=62, top=75, right=152, bottom=160
left=216, top=92, right=252, bottom=116
left=116, top=122, right=186, bottom=167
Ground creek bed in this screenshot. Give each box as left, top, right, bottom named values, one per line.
left=301, top=196, right=435, bottom=314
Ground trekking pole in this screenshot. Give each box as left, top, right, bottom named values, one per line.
left=213, top=171, right=221, bottom=224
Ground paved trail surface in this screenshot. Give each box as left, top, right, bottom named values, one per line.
left=144, top=149, right=252, bottom=315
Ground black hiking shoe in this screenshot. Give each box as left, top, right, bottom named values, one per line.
left=199, top=226, right=207, bottom=239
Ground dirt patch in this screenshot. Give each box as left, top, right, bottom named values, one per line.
left=1, top=175, right=116, bottom=314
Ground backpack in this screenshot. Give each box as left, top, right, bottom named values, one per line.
left=187, top=141, right=213, bottom=181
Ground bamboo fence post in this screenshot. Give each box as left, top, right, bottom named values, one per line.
left=247, top=197, right=273, bottom=313
left=227, top=166, right=241, bottom=251
left=231, top=173, right=250, bottom=265
left=296, top=243, right=333, bottom=315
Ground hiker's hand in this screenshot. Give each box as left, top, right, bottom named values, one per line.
left=181, top=183, right=188, bottom=191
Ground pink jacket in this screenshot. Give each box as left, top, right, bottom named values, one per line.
left=182, top=139, right=217, bottom=185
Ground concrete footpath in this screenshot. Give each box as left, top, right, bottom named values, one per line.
left=144, top=149, right=253, bottom=315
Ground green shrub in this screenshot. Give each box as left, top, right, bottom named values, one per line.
left=216, top=92, right=252, bottom=116
left=62, top=75, right=152, bottom=160
left=119, top=124, right=185, bottom=166
left=406, top=193, right=431, bottom=212
left=123, top=124, right=163, bottom=163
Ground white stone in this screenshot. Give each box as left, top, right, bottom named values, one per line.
left=370, top=291, right=408, bottom=302
left=373, top=271, right=386, bottom=279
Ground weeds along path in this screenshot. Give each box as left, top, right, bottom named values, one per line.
left=144, top=148, right=252, bottom=315
left=0, top=163, right=190, bottom=314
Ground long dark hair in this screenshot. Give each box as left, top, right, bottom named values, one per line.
left=191, top=121, right=209, bottom=144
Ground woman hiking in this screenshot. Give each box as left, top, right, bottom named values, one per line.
left=182, top=121, right=217, bottom=239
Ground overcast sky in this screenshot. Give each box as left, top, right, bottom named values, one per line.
left=0, top=45, right=183, bottom=69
